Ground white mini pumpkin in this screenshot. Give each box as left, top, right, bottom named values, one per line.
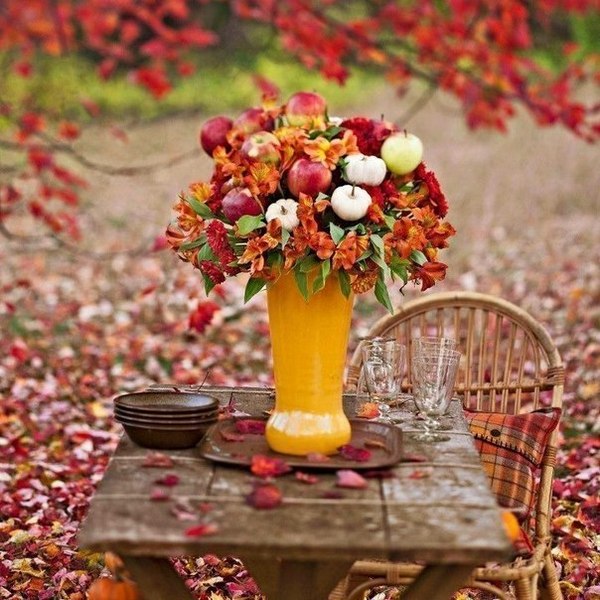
left=344, top=154, right=387, bottom=187
left=265, top=198, right=300, bottom=231
left=330, top=185, right=371, bottom=221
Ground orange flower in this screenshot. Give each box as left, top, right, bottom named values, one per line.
left=238, top=221, right=281, bottom=275
left=309, top=232, right=336, bottom=260
left=296, top=193, right=319, bottom=236
left=351, top=268, right=379, bottom=293
left=304, top=130, right=359, bottom=170
left=332, top=232, right=369, bottom=270
left=426, top=221, right=456, bottom=249
left=383, top=217, right=428, bottom=259
left=173, top=194, right=205, bottom=237
left=243, top=162, right=280, bottom=198
left=413, top=261, right=448, bottom=291
left=189, top=182, right=212, bottom=203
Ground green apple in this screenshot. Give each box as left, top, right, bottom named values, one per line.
left=380, top=132, right=423, bottom=175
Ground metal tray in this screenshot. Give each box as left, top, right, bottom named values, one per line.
left=199, top=418, right=403, bottom=470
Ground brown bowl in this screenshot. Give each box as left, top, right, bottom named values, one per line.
left=119, top=422, right=211, bottom=449
left=114, top=391, right=220, bottom=413
left=115, top=411, right=218, bottom=428
left=114, top=405, right=219, bottom=421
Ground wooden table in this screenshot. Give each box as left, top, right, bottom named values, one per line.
left=78, top=386, right=513, bottom=600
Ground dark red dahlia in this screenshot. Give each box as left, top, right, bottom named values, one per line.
left=414, top=162, right=449, bottom=218
left=341, top=117, right=395, bottom=155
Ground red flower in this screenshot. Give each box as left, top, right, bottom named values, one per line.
left=340, top=117, right=395, bottom=155
left=414, top=162, right=449, bottom=218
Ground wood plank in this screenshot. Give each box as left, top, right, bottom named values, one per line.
left=119, top=556, right=195, bottom=600
left=401, top=564, right=476, bottom=600
left=242, top=557, right=353, bottom=600
left=384, top=505, right=512, bottom=563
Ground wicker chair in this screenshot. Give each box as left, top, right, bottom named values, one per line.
left=333, top=291, right=565, bottom=600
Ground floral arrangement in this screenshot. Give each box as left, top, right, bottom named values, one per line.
left=166, top=91, right=455, bottom=311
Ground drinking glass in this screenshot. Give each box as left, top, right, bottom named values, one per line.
left=411, top=342, right=460, bottom=430
left=410, top=351, right=460, bottom=442
left=361, top=339, right=405, bottom=423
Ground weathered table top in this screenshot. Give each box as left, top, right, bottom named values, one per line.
left=78, top=386, right=513, bottom=599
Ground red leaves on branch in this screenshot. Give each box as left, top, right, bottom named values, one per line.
left=250, top=454, right=291, bottom=478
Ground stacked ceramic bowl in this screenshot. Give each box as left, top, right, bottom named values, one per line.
left=114, top=391, right=220, bottom=449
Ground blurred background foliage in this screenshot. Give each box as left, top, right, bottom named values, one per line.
left=1, top=4, right=598, bottom=124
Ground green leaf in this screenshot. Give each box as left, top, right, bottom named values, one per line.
left=375, top=276, right=394, bottom=314
left=308, top=126, right=343, bottom=141
left=338, top=270, right=351, bottom=298
left=329, top=222, right=345, bottom=245
left=410, top=249, right=428, bottom=266
left=294, top=268, right=309, bottom=301
left=390, top=256, right=409, bottom=282
left=298, top=254, right=320, bottom=273
left=370, top=234, right=385, bottom=257
left=244, top=277, right=266, bottom=303
left=267, top=252, right=283, bottom=269
left=281, top=228, right=290, bottom=249
left=202, top=273, right=216, bottom=296
left=312, top=259, right=331, bottom=294
left=187, top=196, right=215, bottom=219
left=383, top=214, right=396, bottom=230
left=236, top=214, right=266, bottom=236
left=179, top=238, right=206, bottom=252
left=196, top=242, right=216, bottom=261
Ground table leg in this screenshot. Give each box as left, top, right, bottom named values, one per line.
left=401, top=564, right=475, bottom=600
left=119, top=556, right=195, bottom=600
left=243, top=557, right=354, bottom=600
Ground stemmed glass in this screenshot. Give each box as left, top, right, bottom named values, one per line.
left=410, top=350, right=460, bottom=442
left=361, top=338, right=405, bottom=424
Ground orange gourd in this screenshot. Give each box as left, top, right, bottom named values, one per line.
left=88, top=576, right=139, bottom=600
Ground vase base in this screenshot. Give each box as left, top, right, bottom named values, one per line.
left=266, top=410, right=351, bottom=456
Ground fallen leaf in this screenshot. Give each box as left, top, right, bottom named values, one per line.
left=336, top=469, right=368, bottom=489
left=220, top=430, right=245, bottom=442
left=250, top=454, right=291, bottom=478
left=306, top=452, right=331, bottom=463
left=338, top=444, right=372, bottom=462
left=154, top=473, right=180, bottom=487
left=295, top=471, right=319, bottom=484
left=185, top=523, right=219, bottom=537
left=142, top=452, right=174, bottom=468
left=235, top=419, right=266, bottom=435
left=356, top=401, right=380, bottom=419
left=246, top=483, right=283, bottom=509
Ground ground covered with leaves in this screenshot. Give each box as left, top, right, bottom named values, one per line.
left=0, top=210, right=598, bottom=600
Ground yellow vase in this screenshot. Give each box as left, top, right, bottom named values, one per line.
left=265, top=269, right=354, bottom=456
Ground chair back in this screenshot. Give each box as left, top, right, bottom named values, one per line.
left=348, top=291, right=564, bottom=539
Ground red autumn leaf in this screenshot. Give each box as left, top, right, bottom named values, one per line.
left=170, top=499, right=198, bottom=522
left=408, top=469, right=432, bottom=479
left=58, top=121, right=80, bottom=141
left=338, top=444, right=372, bottom=463
left=250, top=454, right=291, bottom=478
left=185, top=523, right=219, bottom=537
left=295, top=471, right=319, bottom=485
left=356, top=401, right=380, bottom=419
left=402, top=453, right=428, bottom=463
left=154, top=473, right=180, bottom=487
left=220, top=430, right=246, bottom=442
left=149, top=488, right=170, bottom=502
left=246, top=483, right=283, bottom=509
left=306, top=452, right=331, bottom=463
left=336, top=469, right=368, bottom=489
left=235, top=419, right=266, bottom=435
left=188, top=301, right=219, bottom=334
left=142, top=452, right=174, bottom=468
left=198, top=502, right=214, bottom=513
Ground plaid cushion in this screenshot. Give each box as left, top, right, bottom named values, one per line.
left=465, top=408, right=561, bottom=516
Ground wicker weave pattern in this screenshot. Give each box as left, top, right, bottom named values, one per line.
left=335, top=291, right=564, bottom=600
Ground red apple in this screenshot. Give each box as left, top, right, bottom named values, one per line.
left=199, top=116, right=233, bottom=155
left=221, top=188, right=263, bottom=223
left=287, top=158, right=332, bottom=198
left=241, top=131, right=281, bottom=165
left=285, top=91, right=327, bottom=128
left=232, top=107, right=274, bottom=135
